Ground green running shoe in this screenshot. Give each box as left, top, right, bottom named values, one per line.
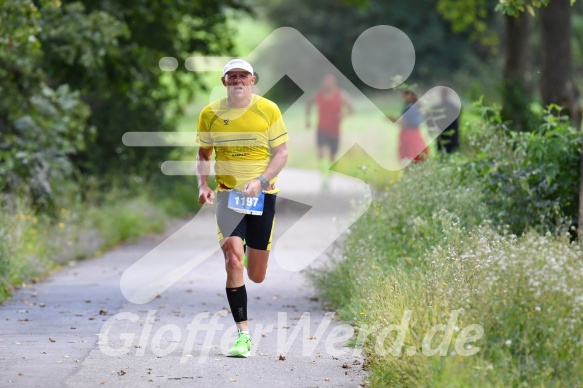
left=228, top=331, right=251, bottom=358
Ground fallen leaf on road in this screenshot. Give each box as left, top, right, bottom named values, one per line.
left=325, top=377, right=330, bottom=381
left=49, top=338, right=56, bottom=343
left=99, top=310, right=108, bottom=315
left=18, top=373, right=23, bottom=376
left=278, top=354, right=286, bottom=361
left=38, top=303, right=46, bottom=307
left=117, top=370, right=126, bottom=376
left=230, top=378, right=238, bottom=382
left=307, top=336, right=316, bottom=340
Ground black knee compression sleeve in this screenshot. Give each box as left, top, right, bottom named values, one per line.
left=226, top=285, right=247, bottom=322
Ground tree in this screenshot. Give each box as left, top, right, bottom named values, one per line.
left=1, top=0, right=248, bottom=212
left=539, top=0, right=581, bottom=127
left=0, top=0, right=92, bottom=212
left=501, top=11, right=534, bottom=131
left=437, top=0, right=538, bottom=131
left=264, top=0, right=495, bottom=91
left=450, top=0, right=583, bottom=238
left=40, top=0, right=248, bottom=176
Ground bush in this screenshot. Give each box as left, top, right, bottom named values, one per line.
left=467, top=102, right=581, bottom=235
left=308, top=158, right=489, bottom=319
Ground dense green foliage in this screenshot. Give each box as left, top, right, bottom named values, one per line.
left=1, top=0, right=246, bottom=209
left=310, top=104, right=583, bottom=386
left=0, top=0, right=93, bottom=211
left=468, top=101, right=581, bottom=234
left=262, top=0, right=499, bottom=91
left=0, top=0, right=240, bottom=299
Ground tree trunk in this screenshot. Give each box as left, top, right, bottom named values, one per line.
left=540, top=0, right=583, bottom=241
left=580, top=145, right=583, bottom=241
left=540, top=0, right=581, bottom=126
left=501, top=12, right=533, bottom=131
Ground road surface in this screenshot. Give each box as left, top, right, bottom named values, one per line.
left=0, top=169, right=370, bottom=387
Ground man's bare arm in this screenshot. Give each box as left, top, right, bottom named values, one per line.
left=197, top=146, right=215, bottom=204
left=262, top=142, right=288, bottom=181
left=241, top=142, right=288, bottom=197
left=341, top=90, right=355, bottom=116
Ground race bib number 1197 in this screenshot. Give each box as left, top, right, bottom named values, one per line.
left=227, top=190, right=265, bottom=215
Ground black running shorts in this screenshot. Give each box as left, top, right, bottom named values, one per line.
left=215, top=190, right=276, bottom=250
left=317, top=131, right=339, bottom=155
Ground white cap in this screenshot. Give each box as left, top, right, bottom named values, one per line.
left=223, top=58, right=254, bottom=76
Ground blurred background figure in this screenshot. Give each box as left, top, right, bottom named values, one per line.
left=429, top=87, right=460, bottom=154
left=396, top=90, right=428, bottom=163
left=306, top=73, right=354, bottom=169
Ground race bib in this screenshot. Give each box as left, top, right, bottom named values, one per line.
left=227, top=190, right=265, bottom=215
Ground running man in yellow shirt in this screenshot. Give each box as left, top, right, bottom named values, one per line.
left=196, top=59, right=289, bottom=357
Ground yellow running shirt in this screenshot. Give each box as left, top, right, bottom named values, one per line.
left=196, top=94, right=289, bottom=193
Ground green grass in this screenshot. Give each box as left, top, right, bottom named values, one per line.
left=0, top=177, right=201, bottom=302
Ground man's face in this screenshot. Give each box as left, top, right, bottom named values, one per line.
left=222, top=70, right=255, bottom=99
left=322, top=74, right=336, bottom=91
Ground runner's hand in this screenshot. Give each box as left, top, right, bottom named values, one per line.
left=198, top=186, right=215, bottom=205
left=242, top=179, right=262, bottom=197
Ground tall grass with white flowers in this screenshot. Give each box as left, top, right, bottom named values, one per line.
left=309, top=104, right=583, bottom=386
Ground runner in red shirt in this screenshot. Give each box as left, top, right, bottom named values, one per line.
left=397, top=90, right=429, bottom=163
left=306, top=74, right=354, bottom=165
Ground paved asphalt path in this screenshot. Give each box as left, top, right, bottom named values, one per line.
left=0, top=170, right=370, bottom=388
